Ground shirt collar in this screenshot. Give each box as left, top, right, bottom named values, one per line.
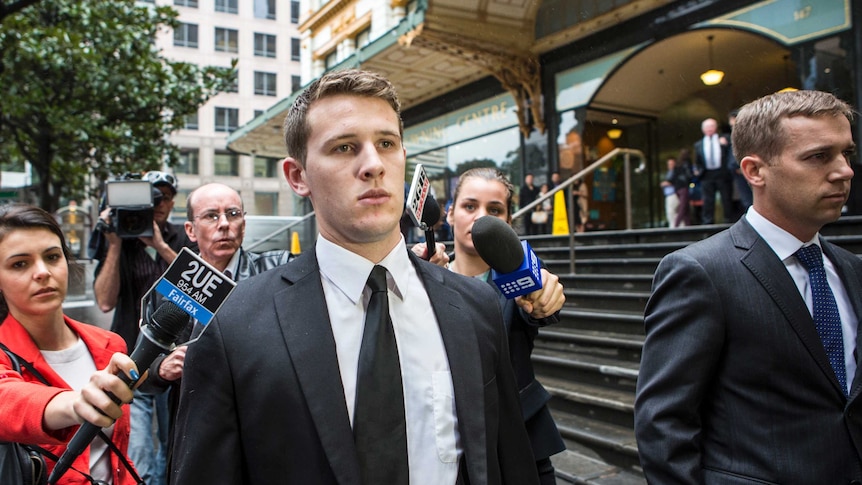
left=225, top=249, right=242, bottom=278
left=745, top=206, right=820, bottom=261
left=316, top=234, right=409, bottom=305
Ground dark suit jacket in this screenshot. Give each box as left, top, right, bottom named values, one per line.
left=635, top=219, right=862, bottom=484
left=488, top=270, right=565, bottom=461
left=171, top=249, right=539, bottom=485
left=693, top=136, right=731, bottom=177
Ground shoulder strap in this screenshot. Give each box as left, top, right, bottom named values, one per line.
left=0, top=342, right=50, bottom=385
left=98, top=431, right=143, bottom=485
left=0, top=342, right=143, bottom=484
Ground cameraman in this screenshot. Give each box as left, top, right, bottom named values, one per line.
left=92, top=171, right=193, bottom=485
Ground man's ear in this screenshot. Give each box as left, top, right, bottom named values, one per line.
left=283, top=157, right=310, bottom=197
left=740, top=155, right=766, bottom=188
left=184, top=221, right=198, bottom=242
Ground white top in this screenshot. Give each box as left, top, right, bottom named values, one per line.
left=746, top=207, right=858, bottom=393
left=42, top=338, right=114, bottom=483
left=316, top=235, right=461, bottom=483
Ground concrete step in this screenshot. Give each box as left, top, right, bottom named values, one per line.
left=551, top=409, right=642, bottom=475
left=537, top=328, right=643, bottom=365
left=542, top=375, right=635, bottom=429
left=563, top=288, right=650, bottom=314
left=552, top=449, right=646, bottom=484
left=532, top=347, right=639, bottom=393
left=556, top=309, right=645, bottom=336
left=559, top=273, right=654, bottom=292
left=545, top=258, right=661, bottom=276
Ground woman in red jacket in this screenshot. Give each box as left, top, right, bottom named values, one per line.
left=0, top=204, right=139, bottom=485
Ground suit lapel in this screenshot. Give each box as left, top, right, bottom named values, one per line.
left=733, top=221, right=846, bottom=397
left=411, top=253, right=488, bottom=482
left=821, top=242, right=862, bottom=400
left=272, top=252, right=361, bottom=484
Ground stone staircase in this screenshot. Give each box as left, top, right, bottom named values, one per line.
left=526, top=216, right=862, bottom=484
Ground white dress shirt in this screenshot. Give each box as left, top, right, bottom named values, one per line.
left=746, top=208, right=858, bottom=393
left=316, top=235, right=461, bottom=483
left=704, top=134, right=721, bottom=170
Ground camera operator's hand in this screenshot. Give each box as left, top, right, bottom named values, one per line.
left=98, top=207, right=121, bottom=246
left=139, top=220, right=179, bottom=265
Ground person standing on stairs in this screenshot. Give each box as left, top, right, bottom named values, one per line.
left=413, top=167, right=567, bottom=485
left=635, top=90, right=862, bottom=483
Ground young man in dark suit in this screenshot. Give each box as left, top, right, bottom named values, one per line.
left=635, top=90, right=862, bottom=483
left=171, top=69, right=539, bottom=485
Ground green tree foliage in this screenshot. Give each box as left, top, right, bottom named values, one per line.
left=0, top=0, right=235, bottom=211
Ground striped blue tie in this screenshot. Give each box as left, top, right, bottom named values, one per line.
left=796, top=244, right=847, bottom=395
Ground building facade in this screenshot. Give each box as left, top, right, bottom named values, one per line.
left=228, top=0, right=861, bottom=230
left=147, top=0, right=303, bottom=217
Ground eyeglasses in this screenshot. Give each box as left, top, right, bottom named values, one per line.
left=143, top=171, right=177, bottom=189
left=193, top=209, right=245, bottom=225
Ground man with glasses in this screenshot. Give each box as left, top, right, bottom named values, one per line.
left=92, top=170, right=192, bottom=485
left=138, top=182, right=293, bottom=480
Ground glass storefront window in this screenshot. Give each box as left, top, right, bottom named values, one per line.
left=408, top=126, right=521, bottom=205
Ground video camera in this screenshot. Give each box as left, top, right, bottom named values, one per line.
left=99, top=173, right=163, bottom=238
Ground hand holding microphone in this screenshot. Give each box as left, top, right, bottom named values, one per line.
left=420, top=194, right=441, bottom=261
left=48, top=301, right=189, bottom=484
left=471, top=215, right=565, bottom=316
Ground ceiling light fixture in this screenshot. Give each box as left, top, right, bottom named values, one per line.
left=700, top=35, right=724, bottom=86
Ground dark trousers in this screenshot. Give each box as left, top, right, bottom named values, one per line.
left=700, top=169, right=733, bottom=224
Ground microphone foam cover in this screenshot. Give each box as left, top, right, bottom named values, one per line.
left=150, top=302, right=190, bottom=343
left=421, top=194, right=441, bottom=226
left=471, top=216, right=524, bottom=274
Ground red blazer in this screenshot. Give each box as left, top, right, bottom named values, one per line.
left=0, top=314, right=137, bottom=485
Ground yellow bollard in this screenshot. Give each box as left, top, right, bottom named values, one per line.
left=291, top=232, right=301, bottom=254
left=552, top=190, right=570, bottom=235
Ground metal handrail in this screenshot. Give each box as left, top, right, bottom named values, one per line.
left=244, top=211, right=317, bottom=252
left=512, top=147, right=646, bottom=273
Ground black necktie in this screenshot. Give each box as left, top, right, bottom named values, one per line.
left=354, top=265, right=409, bottom=484
left=796, top=244, right=847, bottom=395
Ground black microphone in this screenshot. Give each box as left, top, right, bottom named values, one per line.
left=48, top=302, right=189, bottom=484
left=421, top=194, right=441, bottom=260
left=471, top=215, right=543, bottom=299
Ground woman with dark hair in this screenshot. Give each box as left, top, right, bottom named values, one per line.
left=414, top=167, right=567, bottom=484
left=0, top=204, right=140, bottom=484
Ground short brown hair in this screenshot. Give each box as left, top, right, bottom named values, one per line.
left=283, top=69, right=402, bottom=166
left=732, top=90, right=855, bottom=164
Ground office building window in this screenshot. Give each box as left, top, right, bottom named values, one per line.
left=254, top=0, right=275, bottom=19
left=254, top=33, right=276, bottom=58
left=215, top=0, right=237, bottom=14
left=254, top=157, right=281, bottom=178
left=174, top=0, right=198, bottom=7
left=184, top=112, right=199, bottom=130
left=290, top=0, right=300, bottom=23
left=214, top=151, right=239, bottom=176
left=254, top=109, right=264, bottom=118
left=254, top=71, right=277, bottom=97
left=355, top=28, right=370, bottom=49
left=215, top=28, right=238, bottom=53
left=214, top=107, right=239, bottom=133
left=177, top=150, right=199, bottom=174
left=325, top=50, right=338, bottom=69
left=291, top=38, right=301, bottom=62
left=291, top=75, right=301, bottom=93
left=174, top=23, right=198, bottom=48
